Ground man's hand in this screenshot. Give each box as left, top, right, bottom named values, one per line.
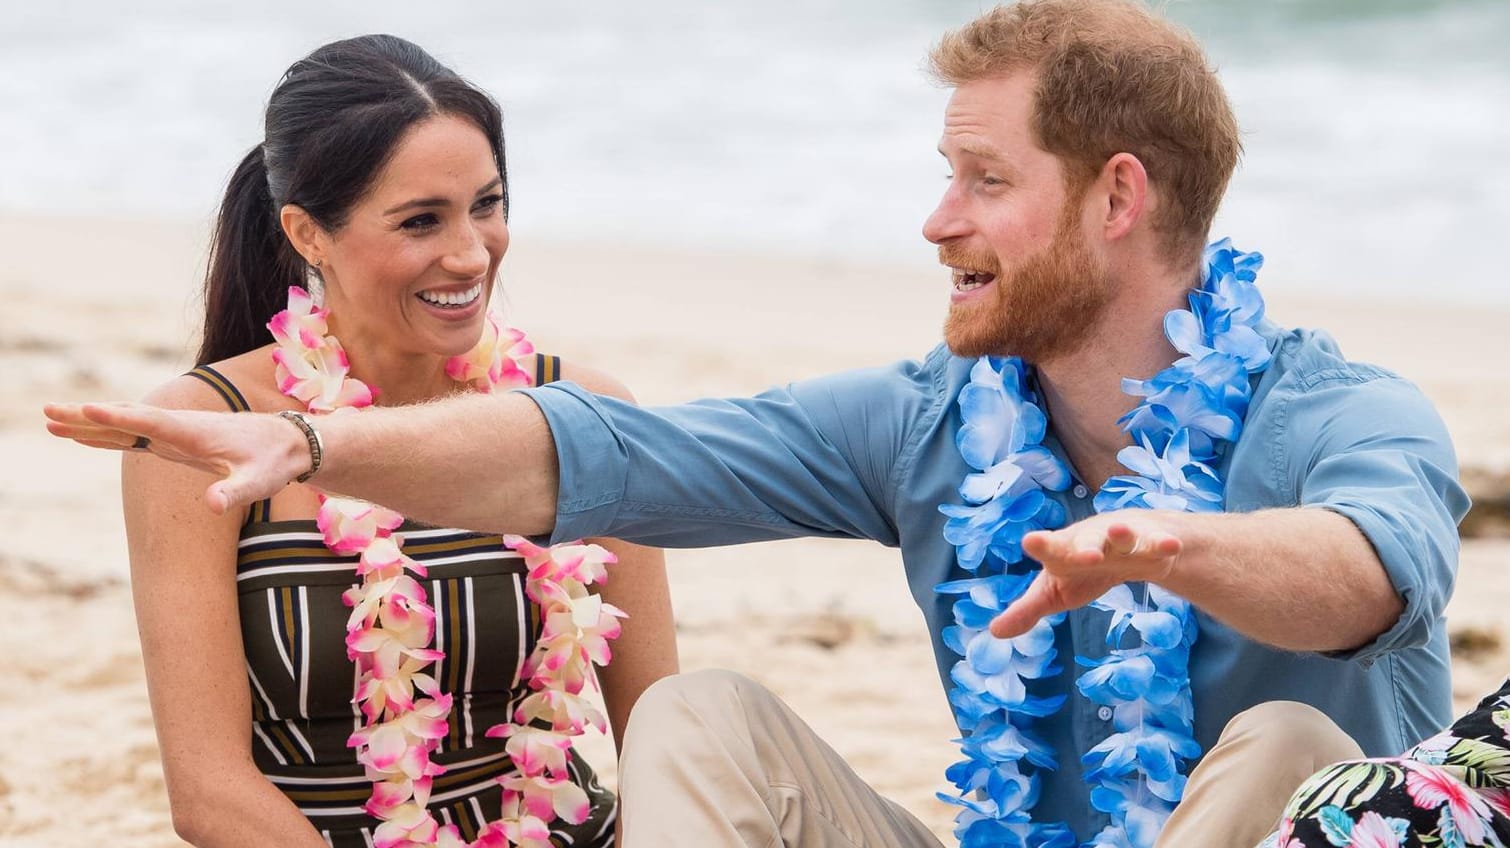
left=44, top=402, right=308, bottom=513
left=988, top=511, right=1184, bottom=639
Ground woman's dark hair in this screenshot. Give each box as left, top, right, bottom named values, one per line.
left=197, top=35, right=507, bottom=365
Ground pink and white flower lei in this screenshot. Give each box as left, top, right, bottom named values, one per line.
left=267, top=287, right=625, bottom=848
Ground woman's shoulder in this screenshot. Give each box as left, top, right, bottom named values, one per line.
left=147, top=344, right=289, bottom=413
left=552, top=357, right=636, bottom=403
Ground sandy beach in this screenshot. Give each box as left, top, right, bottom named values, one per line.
left=2, top=213, right=1507, bottom=846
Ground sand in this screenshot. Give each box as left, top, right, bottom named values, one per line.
left=2, top=213, right=1507, bottom=846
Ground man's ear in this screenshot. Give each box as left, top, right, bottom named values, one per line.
left=279, top=204, right=324, bottom=266
left=1100, top=152, right=1148, bottom=243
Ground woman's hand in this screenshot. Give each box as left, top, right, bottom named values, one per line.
left=44, top=401, right=307, bottom=513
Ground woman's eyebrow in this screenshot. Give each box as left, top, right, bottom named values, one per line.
left=384, top=179, right=503, bottom=216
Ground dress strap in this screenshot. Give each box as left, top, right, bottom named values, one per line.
left=183, top=365, right=273, bottom=525
left=185, top=364, right=252, bottom=412
left=534, top=354, right=562, bottom=386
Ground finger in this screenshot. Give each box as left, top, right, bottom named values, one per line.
left=1023, top=530, right=1072, bottom=563
left=1106, top=523, right=1139, bottom=556
left=46, top=418, right=108, bottom=439
left=989, top=576, right=1059, bottom=639
left=204, top=482, right=232, bottom=516
left=79, top=401, right=173, bottom=437
left=1142, top=532, right=1182, bottom=558
left=1070, top=526, right=1108, bottom=565
left=208, top=468, right=277, bottom=514
left=1022, top=530, right=1051, bottom=559
left=74, top=438, right=133, bottom=452
left=78, top=401, right=197, bottom=443
left=47, top=420, right=140, bottom=449
left=1025, top=529, right=1103, bottom=568
left=43, top=402, right=95, bottom=426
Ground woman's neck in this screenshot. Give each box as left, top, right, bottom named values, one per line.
left=325, top=314, right=462, bottom=408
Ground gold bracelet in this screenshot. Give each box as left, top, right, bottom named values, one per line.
left=277, top=410, right=324, bottom=484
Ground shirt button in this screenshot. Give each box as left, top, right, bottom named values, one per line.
left=1098, top=706, right=1113, bottom=721
left=1073, top=485, right=1089, bottom=499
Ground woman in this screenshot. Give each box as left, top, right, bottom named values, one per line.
left=119, top=35, right=676, bottom=847
left=1261, top=681, right=1510, bottom=847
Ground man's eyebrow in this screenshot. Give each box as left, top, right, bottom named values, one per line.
left=939, top=141, right=1006, bottom=161
left=383, top=178, right=504, bottom=215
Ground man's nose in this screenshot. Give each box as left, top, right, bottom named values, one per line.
left=922, top=186, right=970, bottom=245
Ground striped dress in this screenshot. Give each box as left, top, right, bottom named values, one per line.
left=186, top=360, right=617, bottom=848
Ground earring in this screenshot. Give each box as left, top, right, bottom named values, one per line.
left=305, top=259, right=325, bottom=306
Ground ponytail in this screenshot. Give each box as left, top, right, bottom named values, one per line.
left=196, top=145, right=301, bottom=365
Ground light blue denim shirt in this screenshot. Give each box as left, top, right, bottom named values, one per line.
left=523, top=320, right=1468, bottom=835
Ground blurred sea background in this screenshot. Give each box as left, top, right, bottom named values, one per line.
left=3, top=0, right=1508, bottom=304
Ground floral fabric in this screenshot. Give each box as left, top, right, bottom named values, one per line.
left=1261, top=680, right=1510, bottom=848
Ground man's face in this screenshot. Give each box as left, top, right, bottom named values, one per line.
left=924, top=73, right=1113, bottom=362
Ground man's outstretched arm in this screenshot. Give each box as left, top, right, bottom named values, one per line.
left=47, top=359, right=933, bottom=545
left=990, top=372, right=1470, bottom=658
left=989, top=506, right=1406, bottom=653
left=47, top=390, right=563, bottom=534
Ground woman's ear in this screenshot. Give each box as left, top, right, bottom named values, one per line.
left=279, top=204, right=325, bottom=266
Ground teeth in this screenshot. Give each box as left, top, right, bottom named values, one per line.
left=418, top=283, right=483, bottom=307
left=951, top=268, right=996, bottom=292
left=950, top=268, right=994, bottom=291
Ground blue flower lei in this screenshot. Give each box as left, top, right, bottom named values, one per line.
left=936, top=239, right=1272, bottom=848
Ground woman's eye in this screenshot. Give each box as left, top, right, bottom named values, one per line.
left=473, top=194, right=504, bottom=214
left=401, top=213, right=439, bottom=231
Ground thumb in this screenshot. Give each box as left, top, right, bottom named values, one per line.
left=207, top=470, right=264, bottom=515
left=989, top=575, right=1056, bottom=639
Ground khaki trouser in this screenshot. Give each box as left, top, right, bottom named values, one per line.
left=618, top=669, right=1364, bottom=848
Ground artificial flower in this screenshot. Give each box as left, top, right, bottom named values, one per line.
left=269, top=286, right=621, bottom=845
left=937, top=241, right=1270, bottom=845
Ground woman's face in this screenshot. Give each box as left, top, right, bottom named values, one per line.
left=317, top=114, right=508, bottom=358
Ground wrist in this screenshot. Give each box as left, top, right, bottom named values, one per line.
left=277, top=410, right=323, bottom=484
left=1148, top=510, right=1201, bottom=587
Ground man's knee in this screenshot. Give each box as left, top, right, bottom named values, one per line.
left=1220, top=701, right=1360, bottom=764
left=625, top=669, right=771, bottom=742
left=634, top=668, right=764, bottom=713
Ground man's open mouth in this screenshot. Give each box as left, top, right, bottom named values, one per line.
left=951, top=268, right=998, bottom=292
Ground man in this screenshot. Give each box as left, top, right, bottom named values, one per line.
left=49, top=1, right=1466, bottom=845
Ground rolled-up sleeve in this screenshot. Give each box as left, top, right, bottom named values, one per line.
left=1286, top=368, right=1471, bottom=664
left=517, top=359, right=938, bottom=549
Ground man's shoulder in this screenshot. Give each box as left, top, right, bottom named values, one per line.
left=1250, top=319, right=1452, bottom=455
left=782, top=344, right=964, bottom=404
left=1231, top=321, right=1460, bottom=510
left=770, top=345, right=970, bottom=462
left=1258, top=321, right=1422, bottom=402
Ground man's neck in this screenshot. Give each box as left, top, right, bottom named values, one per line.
left=1034, top=274, right=1195, bottom=491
